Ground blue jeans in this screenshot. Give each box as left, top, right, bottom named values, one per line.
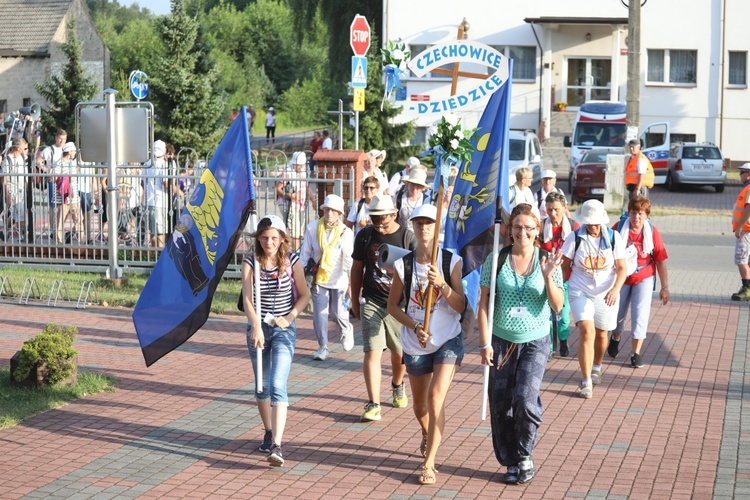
left=246, top=322, right=296, bottom=406
left=488, top=334, right=549, bottom=466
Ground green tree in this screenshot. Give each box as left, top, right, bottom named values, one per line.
left=289, top=0, right=383, bottom=88
left=150, top=0, right=224, bottom=154
left=343, top=31, right=417, bottom=174
left=36, top=20, right=99, bottom=142
left=279, top=70, right=328, bottom=127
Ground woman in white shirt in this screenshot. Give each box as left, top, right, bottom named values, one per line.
left=387, top=204, right=466, bottom=486
left=561, top=200, right=626, bottom=399
left=509, top=167, right=535, bottom=210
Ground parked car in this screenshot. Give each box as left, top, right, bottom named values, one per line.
left=508, top=129, right=543, bottom=193
left=569, top=149, right=610, bottom=203
left=666, top=142, right=726, bottom=192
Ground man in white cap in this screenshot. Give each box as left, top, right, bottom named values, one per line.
left=276, top=151, right=310, bottom=249
left=535, top=169, right=566, bottom=218
left=351, top=194, right=416, bottom=422
left=387, top=156, right=421, bottom=198
left=142, top=140, right=168, bottom=247
left=300, top=194, right=355, bottom=360
left=731, top=163, right=750, bottom=300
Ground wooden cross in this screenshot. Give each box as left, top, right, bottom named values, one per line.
left=429, top=18, right=487, bottom=96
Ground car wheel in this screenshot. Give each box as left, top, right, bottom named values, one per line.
left=715, top=184, right=725, bottom=193
left=666, top=172, right=677, bottom=192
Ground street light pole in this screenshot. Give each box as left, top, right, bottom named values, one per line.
left=626, top=0, right=642, bottom=140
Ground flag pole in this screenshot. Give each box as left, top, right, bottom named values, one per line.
left=421, top=177, right=445, bottom=346
left=481, top=199, right=503, bottom=421
left=251, top=210, right=263, bottom=394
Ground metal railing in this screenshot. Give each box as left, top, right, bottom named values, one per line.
left=0, top=154, right=354, bottom=278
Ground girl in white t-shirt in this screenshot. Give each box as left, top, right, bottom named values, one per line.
left=387, top=204, right=466, bottom=486
left=561, top=200, right=626, bottom=399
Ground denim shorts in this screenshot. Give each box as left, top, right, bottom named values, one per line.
left=402, top=333, right=464, bottom=376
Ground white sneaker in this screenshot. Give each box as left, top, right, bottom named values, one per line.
left=313, top=346, right=329, bottom=361
left=341, top=324, right=354, bottom=351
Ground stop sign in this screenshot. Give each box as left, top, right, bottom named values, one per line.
left=350, top=14, right=371, bottom=56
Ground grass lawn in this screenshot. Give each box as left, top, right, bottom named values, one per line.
left=0, top=369, right=117, bottom=429
left=0, top=266, right=243, bottom=315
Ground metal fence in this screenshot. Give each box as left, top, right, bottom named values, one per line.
left=0, top=153, right=354, bottom=278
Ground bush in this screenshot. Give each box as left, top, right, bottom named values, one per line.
left=13, top=324, right=78, bottom=386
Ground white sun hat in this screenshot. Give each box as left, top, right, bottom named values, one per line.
left=320, top=194, right=345, bottom=214
left=573, top=199, right=610, bottom=226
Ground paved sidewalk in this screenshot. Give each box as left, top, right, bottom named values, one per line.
left=0, top=283, right=748, bottom=499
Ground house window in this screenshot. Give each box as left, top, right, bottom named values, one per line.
left=647, top=49, right=697, bottom=84
left=490, top=45, right=536, bottom=81
left=729, top=51, right=747, bottom=86
left=671, top=133, right=696, bottom=144
left=0, top=100, right=6, bottom=113
left=22, top=98, right=31, bottom=107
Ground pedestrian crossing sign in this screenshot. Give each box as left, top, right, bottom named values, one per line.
left=352, top=56, right=367, bottom=88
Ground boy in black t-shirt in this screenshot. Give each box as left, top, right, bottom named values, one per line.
left=351, top=195, right=416, bottom=422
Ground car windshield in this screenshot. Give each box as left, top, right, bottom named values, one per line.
left=509, top=139, right=525, bottom=161
left=574, top=123, right=627, bottom=147
left=581, top=152, right=608, bottom=163
left=682, top=146, right=721, bottom=160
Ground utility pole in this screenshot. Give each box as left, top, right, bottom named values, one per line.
left=626, top=0, right=642, bottom=140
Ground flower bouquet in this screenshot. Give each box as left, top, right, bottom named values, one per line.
left=380, top=40, right=410, bottom=109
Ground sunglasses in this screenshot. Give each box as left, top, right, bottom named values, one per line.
left=363, top=185, right=378, bottom=191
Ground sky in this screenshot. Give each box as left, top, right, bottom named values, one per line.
left=132, top=0, right=171, bottom=16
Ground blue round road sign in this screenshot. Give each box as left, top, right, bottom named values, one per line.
left=130, top=70, right=148, bottom=100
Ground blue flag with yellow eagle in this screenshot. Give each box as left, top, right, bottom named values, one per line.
left=443, top=67, right=512, bottom=313
left=133, top=108, right=255, bottom=366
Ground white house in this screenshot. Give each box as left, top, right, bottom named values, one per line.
left=382, top=0, right=750, bottom=162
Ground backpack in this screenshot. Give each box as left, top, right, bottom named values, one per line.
left=56, top=175, right=70, bottom=200
left=401, top=248, right=468, bottom=322
left=395, top=188, right=430, bottom=212
left=237, top=253, right=299, bottom=312
left=573, top=226, right=616, bottom=255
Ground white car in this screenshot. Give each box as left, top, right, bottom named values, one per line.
left=508, top=130, right=543, bottom=192
left=666, top=142, right=726, bottom=193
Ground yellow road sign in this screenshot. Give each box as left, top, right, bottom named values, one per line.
left=353, top=88, right=365, bottom=111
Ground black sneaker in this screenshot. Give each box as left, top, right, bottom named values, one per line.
left=559, top=340, right=569, bottom=357
left=517, top=455, right=536, bottom=484
left=259, top=430, right=273, bottom=453
left=631, top=353, right=644, bottom=368
left=503, top=465, right=519, bottom=484
left=267, top=444, right=285, bottom=467
left=608, top=336, right=620, bottom=358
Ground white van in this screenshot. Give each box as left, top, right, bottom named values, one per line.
left=564, top=101, right=671, bottom=184
left=563, top=101, right=627, bottom=169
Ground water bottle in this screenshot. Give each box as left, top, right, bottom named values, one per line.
left=342, top=295, right=351, bottom=309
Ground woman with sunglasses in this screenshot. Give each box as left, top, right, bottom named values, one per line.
left=241, top=215, right=309, bottom=467
left=345, top=175, right=380, bottom=236
left=478, top=203, right=564, bottom=485
left=387, top=204, right=466, bottom=485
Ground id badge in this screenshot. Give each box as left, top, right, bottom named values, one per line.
left=510, top=306, right=528, bottom=318
left=264, top=312, right=275, bottom=326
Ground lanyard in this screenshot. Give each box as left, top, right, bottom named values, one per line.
left=509, top=249, right=536, bottom=307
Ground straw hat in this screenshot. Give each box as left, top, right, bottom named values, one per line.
left=573, top=199, right=610, bottom=226
left=368, top=194, right=398, bottom=215
left=320, top=194, right=345, bottom=214
left=403, top=168, right=429, bottom=188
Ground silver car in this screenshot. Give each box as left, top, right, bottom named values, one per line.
left=666, top=142, right=726, bottom=193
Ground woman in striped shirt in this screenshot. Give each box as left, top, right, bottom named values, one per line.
left=241, top=215, right=309, bottom=467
